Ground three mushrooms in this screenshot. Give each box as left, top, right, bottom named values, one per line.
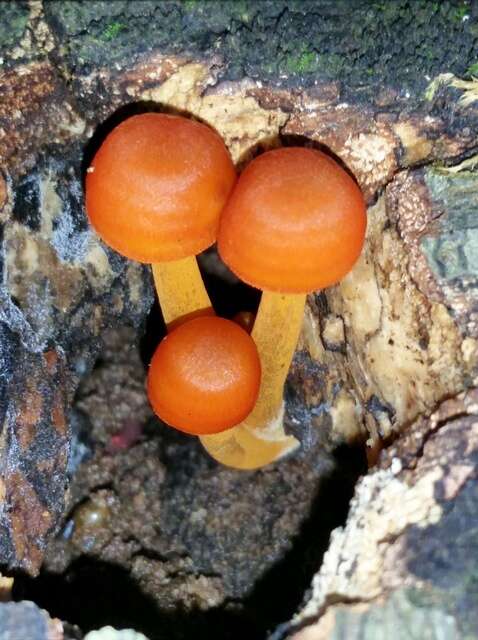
left=85, top=113, right=366, bottom=470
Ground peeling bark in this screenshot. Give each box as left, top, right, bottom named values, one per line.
left=290, top=389, right=478, bottom=638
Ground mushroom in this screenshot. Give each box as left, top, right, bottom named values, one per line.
left=147, top=316, right=261, bottom=435
left=200, top=147, right=366, bottom=469
left=85, top=112, right=236, bottom=328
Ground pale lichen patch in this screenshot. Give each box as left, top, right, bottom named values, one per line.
left=338, top=251, right=382, bottom=344
left=301, top=307, right=326, bottom=362
left=301, top=190, right=465, bottom=444
left=451, top=76, right=478, bottom=107
left=461, top=337, right=478, bottom=368
left=126, top=262, right=146, bottom=306
left=293, top=590, right=459, bottom=640
left=300, top=306, right=366, bottom=444
left=342, top=130, right=397, bottom=193
left=5, top=224, right=84, bottom=316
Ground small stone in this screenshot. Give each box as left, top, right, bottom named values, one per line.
left=71, top=494, right=112, bottom=552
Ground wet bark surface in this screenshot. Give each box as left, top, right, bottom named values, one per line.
left=1, top=1, right=478, bottom=639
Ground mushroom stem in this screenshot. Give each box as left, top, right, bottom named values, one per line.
left=249, top=291, right=305, bottom=428
left=152, top=257, right=213, bottom=330
left=200, top=291, right=303, bottom=469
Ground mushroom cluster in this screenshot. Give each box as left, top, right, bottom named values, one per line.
left=85, top=113, right=366, bottom=470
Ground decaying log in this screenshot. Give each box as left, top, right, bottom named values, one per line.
left=1, top=2, right=478, bottom=636
left=289, top=389, right=478, bottom=639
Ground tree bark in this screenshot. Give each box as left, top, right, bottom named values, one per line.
left=1, top=1, right=477, bottom=637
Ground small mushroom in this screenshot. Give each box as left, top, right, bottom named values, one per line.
left=147, top=316, right=261, bottom=435
left=201, top=147, right=366, bottom=469
left=85, top=113, right=236, bottom=327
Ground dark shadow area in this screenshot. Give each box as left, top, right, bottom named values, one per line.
left=13, top=443, right=366, bottom=640
left=139, top=295, right=167, bottom=366
left=13, top=558, right=258, bottom=640
left=250, top=443, right=367, bottom=637
left=197, top=249, right=261, bottom=320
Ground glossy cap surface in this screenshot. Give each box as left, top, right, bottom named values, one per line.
left=86, top=113, right=236, bottom=263
left=218, top=147, right=366, bottom=293
left=147, top=316, right=261, bottom=435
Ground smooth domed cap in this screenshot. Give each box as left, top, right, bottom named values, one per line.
left=147, top=316, right=261, bottom=435
left=218, top=147, right=366, bottom=293
left=86, top=113, right=236, bottom=263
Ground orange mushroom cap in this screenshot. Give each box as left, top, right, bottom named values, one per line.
left=86, top=113, right=236, bottom=263
left=147, top=316, right=261, bottom=435
left=218, top=147, right=366, bottom=293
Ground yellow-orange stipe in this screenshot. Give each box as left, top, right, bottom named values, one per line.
left=201, top=147, right=366, bottom=470
left=199, top=422, right=295, bottom=471
left=152, top=258, right=213, bottom=331
left=248, top=292, right=304, bottom=430
left=200, top=292, right=303, bottom=470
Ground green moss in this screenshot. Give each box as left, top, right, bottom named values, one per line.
left=316, top=52, right=345, bottom=76
left=451, top=3, right=469, bottom=22
left=0, top=1, right=29, bottom=53
left=102, top=21, right=125, bottom=40
left=182, top=0, right=198, bottom=10
left=371, top=1, right=400, bottom=19
left=467, top=62, right=478, bottom=76
left=285, top=49, right=318, bottom=74
left=42, top=0, right=478, bottom=95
